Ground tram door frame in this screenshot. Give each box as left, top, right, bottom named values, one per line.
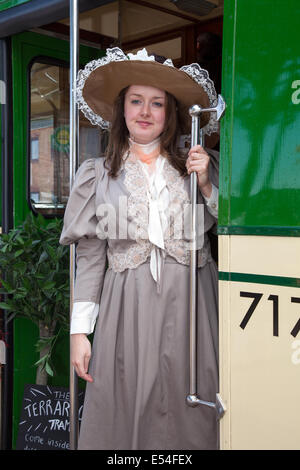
left=9, top=30, right=102, bottom=448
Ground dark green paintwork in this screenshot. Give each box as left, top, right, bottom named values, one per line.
left=219, top=0, right=300, bottom=235
left=219, top=271, right=300, bottom=288
left=0, top=0, right=30, bottom=12
left=218, top=225, right=300, bottom=237
left=11, top=31, right=102, bottom=447
left=0, top=104, right=2, bottom=225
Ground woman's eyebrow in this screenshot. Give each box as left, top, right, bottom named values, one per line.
left=129, top=93, right=165, bottom=100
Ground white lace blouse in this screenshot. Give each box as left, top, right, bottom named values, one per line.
left=137, top=153, right=218, bottom=290
left=60, top=147, right=219, bottom=335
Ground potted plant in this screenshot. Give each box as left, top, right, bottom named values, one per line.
left=0, top=212, right=70, bottom=385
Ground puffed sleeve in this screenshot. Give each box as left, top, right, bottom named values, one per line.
left=60, top=158, right=107, bottom=335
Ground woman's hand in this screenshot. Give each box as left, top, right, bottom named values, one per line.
left=70, top=333, right=93, bottom=383
left=186, top=145, right=212, bottom=198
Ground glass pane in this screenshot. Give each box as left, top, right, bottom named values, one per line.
left=29, top=60, right=107, bottom=216
left=128, top=37, right=182, bottom=63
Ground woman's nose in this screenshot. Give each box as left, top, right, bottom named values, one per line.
left=140, top=101, right=150, bottom=116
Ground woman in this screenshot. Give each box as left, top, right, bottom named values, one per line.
left=60, top=47, right=219, bottom=450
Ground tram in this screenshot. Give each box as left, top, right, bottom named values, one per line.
left=0, top=0, right=299, bottom=451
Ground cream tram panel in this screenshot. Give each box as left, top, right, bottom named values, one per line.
left=219, top=235, right=300, bottom=450
left=221, top=235, right=300, bottom=278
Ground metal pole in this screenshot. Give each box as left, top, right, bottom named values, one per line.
left=186, top=98, right=226, bottom=420
left=0, top=340, right=6, bottom=446
left=0, top=341, right=6, bottom=449
left=189, top=111, right=200, bottom=397
left=69, top=0, right=79, bottom=450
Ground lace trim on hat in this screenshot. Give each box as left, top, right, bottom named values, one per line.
left=76, top=47, right=218, bottom=135
left=179, top=63, right=219, bottom=136
left=76, top=48, right=127, bottom=129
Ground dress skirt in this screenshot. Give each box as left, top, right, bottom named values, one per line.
left=78, top=256, right=219, bottom=450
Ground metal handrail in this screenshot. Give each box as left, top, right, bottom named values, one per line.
left=187, top=96, right=226, bottom=421
left=69, top=0, right=79, bottom=451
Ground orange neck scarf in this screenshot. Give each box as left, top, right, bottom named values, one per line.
left=129, top=138, right=161, bottom=166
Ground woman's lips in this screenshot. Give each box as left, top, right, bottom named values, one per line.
left=137, top=121, right=152, bottom=128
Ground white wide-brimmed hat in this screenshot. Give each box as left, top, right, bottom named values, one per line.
left=76, top=47, right=218, bottom=135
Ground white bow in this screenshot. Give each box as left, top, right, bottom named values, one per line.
left=138, top=156, right=169, bottom=292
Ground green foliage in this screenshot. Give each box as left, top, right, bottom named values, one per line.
left=34, top=333, right=60, bottom=378
left=0, top=212, right=70, bottom=380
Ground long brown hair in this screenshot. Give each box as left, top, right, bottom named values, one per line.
left=104, top=86, right=188, bottom=178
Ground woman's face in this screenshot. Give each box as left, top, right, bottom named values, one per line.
left=124, top=85, right=166, bottom=144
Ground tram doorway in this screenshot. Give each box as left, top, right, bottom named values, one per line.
left=3, top=0, right=300, bottom=451
left=3, top=0, right=225, bottom=450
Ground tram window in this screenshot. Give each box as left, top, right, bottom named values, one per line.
left=30, top=192, right=40, bottom=203
left=29, top=60, right=106, bottom=217
left=31, top=137, right=39, bottom=160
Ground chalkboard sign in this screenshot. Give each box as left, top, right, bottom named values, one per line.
left=16, top=384, right=84, bottom=450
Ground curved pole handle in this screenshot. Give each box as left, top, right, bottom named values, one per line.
left=186, top=96, right=226, bottom=421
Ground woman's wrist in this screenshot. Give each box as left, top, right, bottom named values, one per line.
left=198, top=179, right=212, bottom=199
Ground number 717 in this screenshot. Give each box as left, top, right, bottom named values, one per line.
left=239, top=292, right=300, bottom=337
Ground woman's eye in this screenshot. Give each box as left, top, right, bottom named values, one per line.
left=153, top=102, right=163, bottom=107
left=131, top=99, right=141, bottom=105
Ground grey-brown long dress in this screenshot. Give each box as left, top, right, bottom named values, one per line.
left=60, top=151, right=219, bottom=450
